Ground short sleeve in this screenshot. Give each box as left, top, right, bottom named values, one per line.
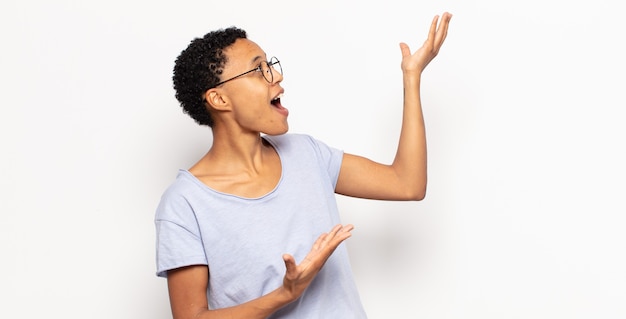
left=264, top=133, right=344, bottom=188
left=307, top=135, right=344, bottom=187
left=155, top=189, right=208, bottom=277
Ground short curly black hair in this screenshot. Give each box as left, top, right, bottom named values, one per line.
left=172, top=27, right=247, bottom=127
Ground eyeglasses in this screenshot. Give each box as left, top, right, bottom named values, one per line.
left=213, top=56, right=282, bottom=88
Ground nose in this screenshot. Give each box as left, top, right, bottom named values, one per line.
left=271, top=67, right=283, bottom=84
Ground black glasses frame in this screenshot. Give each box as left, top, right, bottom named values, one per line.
left=212, top=56, right=281, bottom=88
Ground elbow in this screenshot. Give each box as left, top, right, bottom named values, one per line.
left=408, top=189, right=426, bottom=201
left=392, top=175, right=427, bottom=201
left=404, top=183, right=427, bottom=201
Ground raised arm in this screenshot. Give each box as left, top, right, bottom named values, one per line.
left=167, top=224, right=354, bottom=319
left=336, top=12, right=452, bottom=201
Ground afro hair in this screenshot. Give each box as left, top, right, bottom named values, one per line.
left=172, top=27, right=247, bottom=127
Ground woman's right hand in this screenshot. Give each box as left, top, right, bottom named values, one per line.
left=280, top=224, right=355, bottom=301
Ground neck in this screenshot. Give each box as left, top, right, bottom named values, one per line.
left=193, top=125, right=271, bottom=175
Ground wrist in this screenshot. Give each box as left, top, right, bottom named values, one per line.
left=403, top=72, right=422, bottom=90
left=402, top=70, right=422, bottom=80
left=275, top=286, right=299, bottom=305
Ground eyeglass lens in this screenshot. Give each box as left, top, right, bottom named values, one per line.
left=261, top=57, right=282, bottom=83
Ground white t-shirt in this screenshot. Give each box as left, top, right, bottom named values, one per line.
left=155, top=133, right=367, bottom=319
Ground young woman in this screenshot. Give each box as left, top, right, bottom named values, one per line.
left=156, top=12, right=452, bottom=319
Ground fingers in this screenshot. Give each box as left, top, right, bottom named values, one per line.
left=310, top=224, right=352, bottom=251
left=425, top=13, right=452, bottom=54
left=304, top=224, right=353, bottom=262
left=325, top=224, right=353, bottom=245
left=287, top=224, right=354, bottom=269
left=283, top=254, right=297, bottom=277
left=338, top=223, right=354, bottom=237
left=281, top=224, right=354, bottom=294
left=434, top=12, right=452, bottom=49
left=311, top=232, right=326, bottom=251
left=399, top=42, right=411, bottom=58
left=399, top=12, right=452, bottom=72
left=427, top=14, right=440, bottom=46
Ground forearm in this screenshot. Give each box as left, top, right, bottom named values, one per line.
left=188, top=287, right=295, bottom=319
left=168, top=265, right=297, bottom=319
left=389, top=12, right=451, bottom=200
left=391, top=72, right=427, bottom=199
left=334, top=72, right=427, bottom=201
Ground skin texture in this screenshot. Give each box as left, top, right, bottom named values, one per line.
left=167, top=12, right=452, bottom=319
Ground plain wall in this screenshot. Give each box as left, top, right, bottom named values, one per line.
left=1, top=0, right=625, bottom=318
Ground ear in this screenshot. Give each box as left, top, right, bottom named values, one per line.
left=204, top=89, right=230, bottom=111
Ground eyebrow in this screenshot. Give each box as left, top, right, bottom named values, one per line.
left=249, top=55, right=266, bottom=66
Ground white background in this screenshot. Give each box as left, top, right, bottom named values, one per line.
left=2, top=0, right=625, bottom=318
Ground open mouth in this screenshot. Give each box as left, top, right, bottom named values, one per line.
left=270, top=93, right=289, bottom=116
left=271, top=93, right=284, bottom=108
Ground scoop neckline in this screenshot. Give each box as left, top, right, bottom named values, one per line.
left=180, top=136, right=284, bottom=200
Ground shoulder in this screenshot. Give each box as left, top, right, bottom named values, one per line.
left=159, top=170, right=199, bottom=198
left=155, top=170, right=204, bottom=222
left=265, top=134, right=344, bottom=179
